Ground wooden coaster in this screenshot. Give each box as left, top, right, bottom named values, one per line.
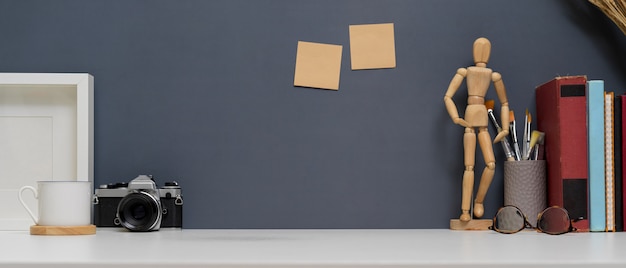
left=450, top=219, right=492, bottom=230
left=30, top=225, right=96, bottom=235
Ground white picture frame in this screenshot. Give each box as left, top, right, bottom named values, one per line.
left=0, top=73, right=93, bottom=230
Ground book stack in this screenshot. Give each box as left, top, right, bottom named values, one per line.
left=535, top=76, right=623, bottom=232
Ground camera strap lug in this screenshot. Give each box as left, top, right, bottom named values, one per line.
left=175, top=195, right=183, bottom=205
left=92, top=195, right=99, bottom=205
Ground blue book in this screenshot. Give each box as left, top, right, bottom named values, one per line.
left=587, top=80, right=606, bottom=232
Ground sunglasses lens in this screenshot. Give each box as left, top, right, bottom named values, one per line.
left=537, top=207, right=570, bottom=234
left=493, top=206, right=526, bottom=233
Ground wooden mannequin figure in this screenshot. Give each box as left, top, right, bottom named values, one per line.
left=444, top=37, right=509, bottom=227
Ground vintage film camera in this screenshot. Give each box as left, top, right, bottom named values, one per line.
left=93, top=175, right=183, bottom=231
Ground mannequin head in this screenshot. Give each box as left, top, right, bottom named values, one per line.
left=473, top=37, right=491, bottom=67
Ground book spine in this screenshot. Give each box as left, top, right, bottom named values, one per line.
left=587, top=80, right=606, bottom=232
left=612, top=93, right=623, bottom=231
left=621, top=94, right=626, bottom=231
left=536, top=76, right=589, bottom=232
left=605, top=92, right=615, bottom=232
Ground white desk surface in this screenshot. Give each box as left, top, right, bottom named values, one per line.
left=1, top=228, right=626, bottom=267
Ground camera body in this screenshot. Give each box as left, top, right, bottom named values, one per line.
left=93, top=175, right=183, bottom=231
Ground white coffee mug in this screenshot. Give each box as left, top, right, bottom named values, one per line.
left=18, top=181, right=92, bottom=226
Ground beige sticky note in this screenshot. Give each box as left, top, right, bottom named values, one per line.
left=293, top=41, right=343, bottom=91
left=349, top=23, right=396, bottom=70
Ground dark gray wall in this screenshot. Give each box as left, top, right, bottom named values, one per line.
left=1, top=0, right=625, bottom=228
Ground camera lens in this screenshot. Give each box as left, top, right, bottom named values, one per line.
left=130, top=205, right=146, bottom=220
left=117, top=191, right=162, bottom=231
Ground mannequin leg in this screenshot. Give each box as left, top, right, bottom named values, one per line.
left=474, top=127, right=495, bottom=218
left=460, top=127, right=476, bottom=222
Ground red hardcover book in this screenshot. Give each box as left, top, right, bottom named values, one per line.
left=535, top=76, right=589, bottom=231
left=621, top=94, right=626, bottom=230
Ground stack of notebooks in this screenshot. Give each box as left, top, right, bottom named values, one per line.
left=536, top=75, right=623, bottom=232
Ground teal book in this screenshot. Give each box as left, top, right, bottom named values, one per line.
left=587, top=80, right=606, bottom=232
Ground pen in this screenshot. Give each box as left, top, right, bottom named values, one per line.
left=509, top=110, right=521, bottom=161
left=485, top=100, right=516, bottom=161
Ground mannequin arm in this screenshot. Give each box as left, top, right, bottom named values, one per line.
left=444, top=68, right=470, bottom=128
left=492, top=72, right=509, bottom=143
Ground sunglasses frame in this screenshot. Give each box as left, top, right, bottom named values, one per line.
left=536, top=206, right=577, bottom=235
left=489, top=205, right=576, bottom=235
left=488, top=205, right=532, bottom=234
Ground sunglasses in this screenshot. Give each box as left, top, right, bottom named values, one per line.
left=488, top=205, right=577, bottom=235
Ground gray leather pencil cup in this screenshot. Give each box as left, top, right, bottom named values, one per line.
left=503, top=160, right=547, bottom=227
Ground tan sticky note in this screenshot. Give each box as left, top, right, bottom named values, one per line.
left=349, top=23, right=396, bottom=70
left=293, top=41, right=343, bottom=90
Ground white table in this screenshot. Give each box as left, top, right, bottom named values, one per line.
left=1, top=228, right=626, bottom=267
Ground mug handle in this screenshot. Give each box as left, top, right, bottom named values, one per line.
left=18, top=186, right=39, bottom=224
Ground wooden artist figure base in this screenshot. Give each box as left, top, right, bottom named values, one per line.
left=30, top=225, right=96, bottom=235
left=450, top=219, right=492, bottom=230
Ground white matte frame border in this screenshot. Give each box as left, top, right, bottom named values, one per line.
left=0, top=73, right=93, bottom=179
